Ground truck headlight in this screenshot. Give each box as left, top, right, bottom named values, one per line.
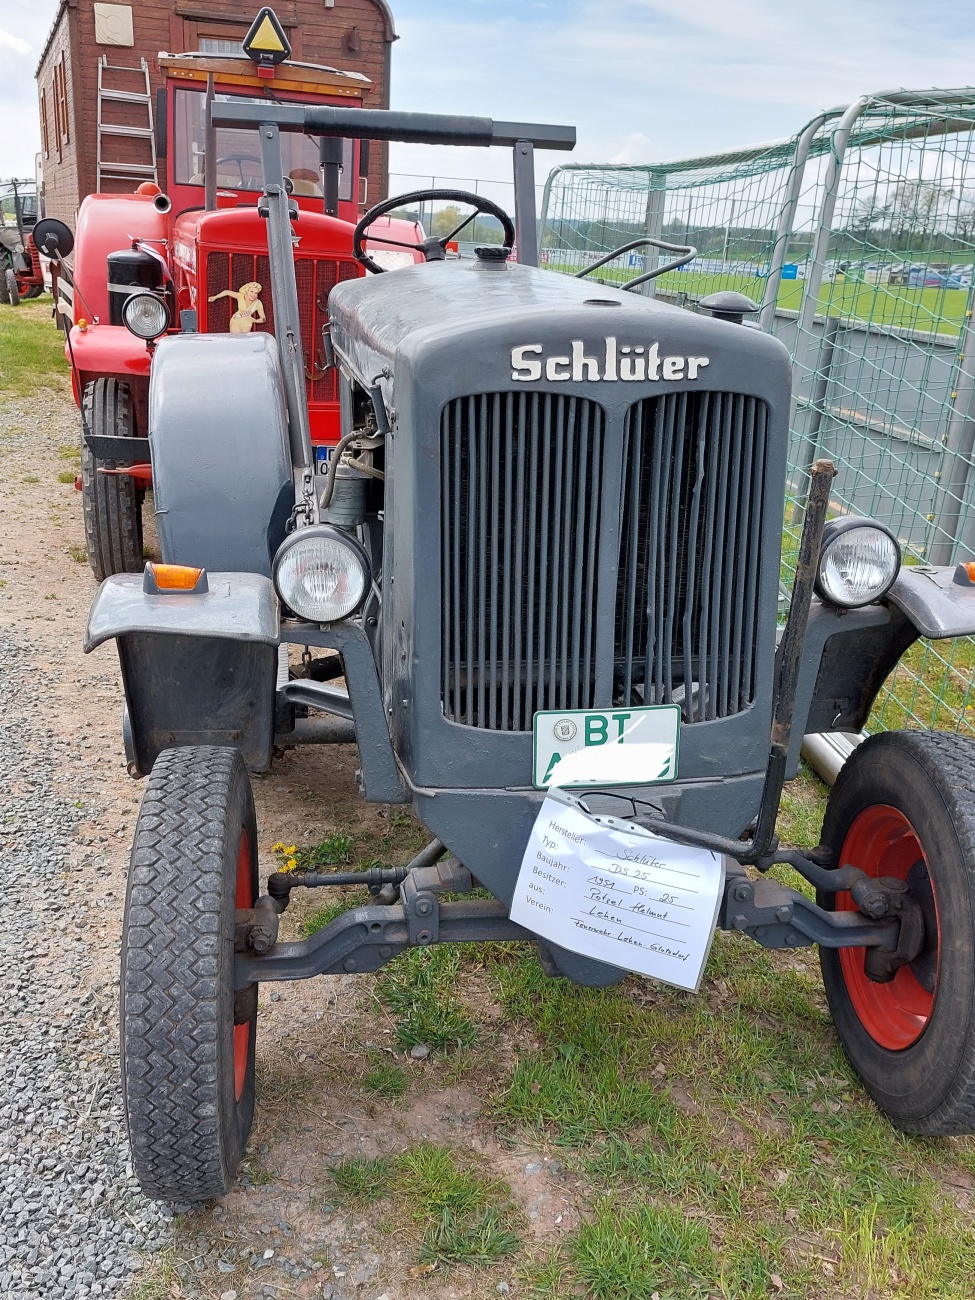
left=122, top=292, right=170, bottom=341
left=273, top=525, right=370, bottom=622
left=815, top=517, right=901, bottom=608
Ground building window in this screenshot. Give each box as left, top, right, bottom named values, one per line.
left=198, top=36, right=244, bottom=56
left=41, top=89, right=50, bottom=158
left=55, top=54, right=70, bottom=148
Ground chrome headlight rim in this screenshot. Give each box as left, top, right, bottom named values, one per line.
left=815, top=515, right=901, bottom=609
left=272, top=524, right=371, bottom=624
left=122, top=290, right=171, bottom=341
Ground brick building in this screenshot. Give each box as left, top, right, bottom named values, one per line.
left=35, top=0, right=396, bottom=222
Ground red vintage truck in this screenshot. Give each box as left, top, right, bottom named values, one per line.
left=49, top=9, right=420, bottom=580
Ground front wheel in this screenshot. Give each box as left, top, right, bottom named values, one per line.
left=121, top=746, right=259, bottom=1201
left=819, top=730, right=975, bottom=1135
left=81, top=378, right=144, bottom=581
left=4, top=268, right=19, bottom=306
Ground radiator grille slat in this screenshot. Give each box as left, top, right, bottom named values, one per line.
left=441, top=393, right=604, bottom=729
left=616, top=391, right=768, bottom=721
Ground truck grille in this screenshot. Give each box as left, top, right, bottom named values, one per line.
left=440, top=389, right=767, bottom=731
left=204, top=252, right=359, bottom=403
left=441, top=393, right=604, bottom=730
left=615, top=392, right=768, bottom=721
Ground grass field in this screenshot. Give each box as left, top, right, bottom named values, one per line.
left=274, top=779, right=975, bottom=1300
left=552, top=263, right=972, bottom=337
left=0, top=295, right=67, bottom=395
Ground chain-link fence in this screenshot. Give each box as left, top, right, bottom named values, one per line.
left=540, top=91, right=975, bottom=740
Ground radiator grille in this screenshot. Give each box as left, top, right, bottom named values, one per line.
left=441, top=393, right=604, bottom=730
left=615, top=392, right=768, bottom=721
left=204, top=252, right=359, bottom=404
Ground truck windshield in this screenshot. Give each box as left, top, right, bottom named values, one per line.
left=174, top=88, right=353, bottom=199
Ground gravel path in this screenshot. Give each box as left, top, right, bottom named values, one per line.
left=0, top=328, right=553, bottom=1300
left=0, top=631, right=172, bottom=1298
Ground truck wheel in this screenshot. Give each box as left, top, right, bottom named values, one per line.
left=120, top=746, right=259, bottom=1201
left=81, top=378, right=143, bottom=581
left=5, top=268, right=20, bottom=306
left=25, top=284, right=44, bottom=299
left=819, top=730, right=975, bottom=1135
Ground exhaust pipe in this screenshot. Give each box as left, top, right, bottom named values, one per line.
left=152, top=192, right=172, bottom=214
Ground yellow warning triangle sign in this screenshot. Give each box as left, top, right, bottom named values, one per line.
left=243, top=8, right=291, bottom=64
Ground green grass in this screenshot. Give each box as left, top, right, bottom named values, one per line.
left=330, top=1145, right=520, bottom=1265
left=57, top=469, right=75, bottom=484
left=572, top=1200, right=717, bottom=1300
left=395, top=1143, right=520, bottom=1264
left=331, top=1156, right=392, bottom=1206
left=374, top=945, right=479, bottom=1054
left=561, top=262, right=973, bottom=337
left=0, top=299, right=68, bottom=395
left=362, top=1061, right=408, bottom=1098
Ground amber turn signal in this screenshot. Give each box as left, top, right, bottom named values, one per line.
left=148, top=563, right=205, bottom=590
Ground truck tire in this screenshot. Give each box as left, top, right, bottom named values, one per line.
left=121, top=746, right=259, bottom=1201
left=819, top=729, right=975, bottom=1135
left=5, top=268, right=20, bottom=306
left=81, top=378, right=144, bottom=581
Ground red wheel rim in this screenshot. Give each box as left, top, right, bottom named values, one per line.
left=837, top=805, right=939, bottom=1050
left=234, top=830, right=253, bottom=1101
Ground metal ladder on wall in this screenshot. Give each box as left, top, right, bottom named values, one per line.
left=96, top=55, right=158, bottom=190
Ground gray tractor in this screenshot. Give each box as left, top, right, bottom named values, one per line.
left=81, top=100, right=975, bottom=1202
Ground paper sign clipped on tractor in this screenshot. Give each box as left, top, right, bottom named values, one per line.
left=510, top=795, right=726, bottom=991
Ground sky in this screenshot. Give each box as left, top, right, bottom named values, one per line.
left=2, top=0, right=975, bottom=192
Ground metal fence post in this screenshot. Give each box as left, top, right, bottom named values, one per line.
left=759, top=111, right=830, bottom=331
left=929, top=292, right=975, bottom=563
left=790, top=97, right=871, bottom=423
left=639, top=169, right=666, bottom=298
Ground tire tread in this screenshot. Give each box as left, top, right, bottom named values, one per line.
left=121, top=746, right=254, bottom=1200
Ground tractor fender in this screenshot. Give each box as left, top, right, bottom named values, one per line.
left=885, top=565, right=975, bottom=639
left=65, top=323, right=152, bottom=410
left=149, top=332, right=293, bottom=577
left=784, top=600, right=918, bottom=779
left=85, top=570, right=280, bottom=775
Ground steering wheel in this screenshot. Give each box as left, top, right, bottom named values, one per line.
left=353, top=188, right=516, bottom=274
left=215, top=154, right=262, bottom=186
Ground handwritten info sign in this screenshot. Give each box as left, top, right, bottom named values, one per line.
left=510, top=795, right=726, bottom=992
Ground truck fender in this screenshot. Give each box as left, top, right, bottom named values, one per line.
left=149, top=332, right=293, bottom=577
left=85, top=570, right=280, bottom=776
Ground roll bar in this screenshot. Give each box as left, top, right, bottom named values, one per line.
left=209, top=101, right=576, bottom=267
left=210, top=101, right=576, bottom=151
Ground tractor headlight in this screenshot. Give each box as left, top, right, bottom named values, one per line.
left=815, top=517, right=901, bottom=608
left=273, top=525, right=370, bottom=623
left=122, top=291, right=170, bottom=341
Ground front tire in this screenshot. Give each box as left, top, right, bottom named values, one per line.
left=5, top=268, right=20, bottom=306
left=820, top=730, right=975, bottom=1135
left=121, top=746, right=259, bottom=1201
left=81, top=378, right=144, bottom=581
